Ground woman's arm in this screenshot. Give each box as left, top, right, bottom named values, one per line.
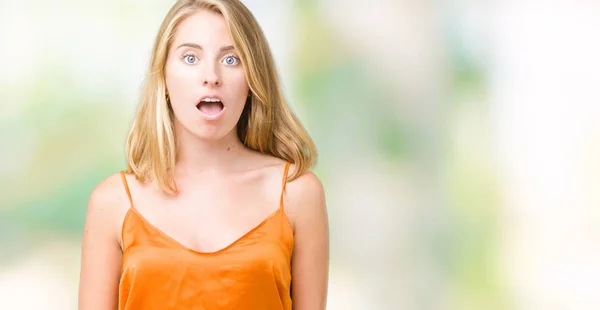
left=78, top=175, right=126, bottom=310
left=287, top=171, right=330, bottom=310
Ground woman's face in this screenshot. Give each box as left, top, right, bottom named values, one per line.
left=165, top=9, right=249, bottom=141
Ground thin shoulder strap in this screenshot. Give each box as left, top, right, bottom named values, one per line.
left=279, top=162, right=291, bottom=209
left=120, top=171, right=134, bottom=207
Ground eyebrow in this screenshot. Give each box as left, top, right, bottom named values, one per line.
left=176, top=43, right=235, bottom=52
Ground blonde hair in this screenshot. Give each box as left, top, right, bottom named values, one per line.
left=125, top=0, right=317, bottom=194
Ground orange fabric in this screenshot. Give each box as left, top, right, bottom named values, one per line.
left=118, top=163, right=293, bottom=310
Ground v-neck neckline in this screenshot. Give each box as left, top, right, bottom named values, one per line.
left=125, top=206, right=284, bottom=255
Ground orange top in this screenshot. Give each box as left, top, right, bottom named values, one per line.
left=117, top=163, right=294, bottom=310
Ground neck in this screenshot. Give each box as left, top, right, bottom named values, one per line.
left=174, top=127, right=247, bottom=177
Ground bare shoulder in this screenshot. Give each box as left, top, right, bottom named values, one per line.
left=286, top=166, right=325, bottom=201
left=283, top=164, right=327, bottom=229
left=84, top=172, right=131, bottom=245
left=88, top=172, right=130, bottom=214
left=247, top=153, right=326, bottom=220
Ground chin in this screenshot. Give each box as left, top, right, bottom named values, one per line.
left=174, top=112, right=240, bottom=143
left=189, top=124, right=237, bottom=142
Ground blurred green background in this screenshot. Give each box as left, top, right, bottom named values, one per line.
left=2, top=1, right=600, bottom=309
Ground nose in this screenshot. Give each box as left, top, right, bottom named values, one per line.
left=201, top=61, right=221, bottom=87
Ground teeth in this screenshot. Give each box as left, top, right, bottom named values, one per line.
left=202, top=98, right=221, bottom=102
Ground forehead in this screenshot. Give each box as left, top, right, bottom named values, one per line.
left=173, top=9, right=232, bottom=46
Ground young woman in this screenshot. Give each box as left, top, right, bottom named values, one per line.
left=77, top=1, right=329, bottom=309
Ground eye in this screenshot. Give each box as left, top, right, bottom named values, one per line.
left=222, top=55, right=240, bottom=66
left=183, top=54, right=197, bottom=64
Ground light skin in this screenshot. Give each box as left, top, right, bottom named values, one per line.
left=78, top=9, right=328, bottom=310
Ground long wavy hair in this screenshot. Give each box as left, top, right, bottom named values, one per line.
left=125, top=0, right=317, bottom=195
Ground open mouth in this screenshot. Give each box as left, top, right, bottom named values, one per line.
left=196, top=98, right=225, bottom=118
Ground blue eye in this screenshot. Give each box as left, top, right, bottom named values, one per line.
left=222, top=55, right=239, bottom=66
left=183, top=54, right=197, bottom=64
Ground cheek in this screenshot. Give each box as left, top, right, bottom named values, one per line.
left=165, top=61, right=194, bottom=95
left=165, top=67, right=194, bottom=117
left=225, top=70, right=249, bottom=102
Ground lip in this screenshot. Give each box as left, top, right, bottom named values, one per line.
left=197, top=94, right=226, bottom=120
left=199, top=94, right=224, bottom=103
